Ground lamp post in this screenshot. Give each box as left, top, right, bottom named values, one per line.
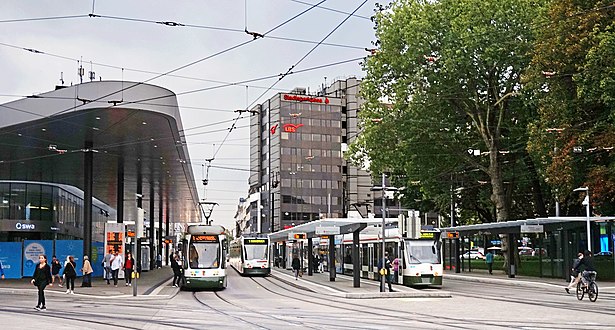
left=573, top=187, right=591, bottom=252
left=371, top=173, right=397, bottom=292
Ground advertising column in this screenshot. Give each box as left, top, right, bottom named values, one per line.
left=105, top=223, right=126, bottom=279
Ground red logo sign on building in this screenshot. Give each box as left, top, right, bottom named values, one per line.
left=282, top=123, right=304, bottom=133
left=270, top=124, right=278, bottom=135
left=283, top=94, right=330, bottom=104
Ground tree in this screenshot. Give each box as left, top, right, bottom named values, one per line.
left=350, top=0, right=544, bottom=223
left=525, top=0, right=615, bottom=215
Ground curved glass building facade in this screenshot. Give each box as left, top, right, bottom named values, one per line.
left=0, top=180, right=114, bottom=242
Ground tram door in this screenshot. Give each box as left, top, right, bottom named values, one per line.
left=367, top=244, right=374, bottom=279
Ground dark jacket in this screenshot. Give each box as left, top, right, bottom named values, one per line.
left=51, top=260, right=62, bottom=275
left=378, top=257, right=392, bottom=276
left=33, top=263, right=52, bottom=286
left=575, top=256, right=596, bottom=272
left=291, top=257, right=301, bottom=270
left=63, top=261, right=77, bottom=278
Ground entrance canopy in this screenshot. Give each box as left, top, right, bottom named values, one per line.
left=441, top=216, right=615, bottom=235
left=268, top=218, right=399, bottom=242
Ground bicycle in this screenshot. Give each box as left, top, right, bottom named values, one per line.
left=576, top=271, right=598, bottom=302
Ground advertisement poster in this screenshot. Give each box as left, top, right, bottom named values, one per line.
left=23, top=240, right=53, bottom=277
left=0, top=242, right=23, bottom=279
left=55, top=240, right=84, bottom=277
left=91, top=241, right=104, bottom=277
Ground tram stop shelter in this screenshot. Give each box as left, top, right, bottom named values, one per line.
left=269, top=218, right=398, bottom=288
left=441, top=216, right=615, bottom=280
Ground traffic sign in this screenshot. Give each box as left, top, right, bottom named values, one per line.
left=315, top=226, right=340, bottom=235
left=521, top=225, right=543, bottom=233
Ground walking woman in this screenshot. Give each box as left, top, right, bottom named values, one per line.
left=124, top=252, right=134, bottom=286
left=31, top=254, right=52, bottom=311
left=63, top=256, right=77, bottom=294
left=81, top=255, right=93, bottom=287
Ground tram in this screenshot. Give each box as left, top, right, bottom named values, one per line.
left=179, top=224, right=228, bottom=290
left=338, top=226, right=442, bottom=286
left=229, top=236, right=271, bottom=276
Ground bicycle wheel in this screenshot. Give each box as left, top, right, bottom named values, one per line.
left=576, top=282, right=584, bottom=300
left=588, top=282, right=598, bottom=302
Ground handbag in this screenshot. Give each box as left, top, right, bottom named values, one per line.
left=379, top=268, right=387, bottom=276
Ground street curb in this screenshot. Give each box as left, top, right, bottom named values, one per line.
left=344, top=291, right=451, bottom=299
left=269, top=273, right=318, bottom=293
left=446, top=274, right=564, bottom=289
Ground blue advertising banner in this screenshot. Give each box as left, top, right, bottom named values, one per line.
left=23, top=240, right=53, bottom=277
left=55, top=240, right=84, bottom=277
left=91, top=241, right=104, bottom=277
left=0, top=242, right=23, bottom=279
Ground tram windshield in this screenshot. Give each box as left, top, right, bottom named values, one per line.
left=405, top=239, right=441, bottom=264
left=244, top=244, right=268, bottom=260
left=188, top=241, right=220, bottom=269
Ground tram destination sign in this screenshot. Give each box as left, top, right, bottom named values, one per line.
left=315, top=226, right=340, bottom=235
left=520, top=224, right=544, bottom=233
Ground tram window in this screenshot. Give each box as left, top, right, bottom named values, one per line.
left=362, top=246, right=368, bottom=266
left=189, top=241, right=220, bottom=269
left=344, top=245, right=352, bottom=264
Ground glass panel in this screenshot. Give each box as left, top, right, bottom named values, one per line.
left=244, top=244, right=268, bottom=260
left=0, top=183, right=8, bottom=219
left=26, top=184, right=41, bottom=221
left=9, top=183, right=26, bottom=220
left=405, top=240, right=441, bottom=264
left=189, top=241, right=220, bottom=269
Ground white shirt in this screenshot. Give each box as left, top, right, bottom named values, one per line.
left=110, top=254, right=124, bottom=270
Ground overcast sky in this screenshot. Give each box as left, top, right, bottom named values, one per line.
left=0, top=0, right=378, bottom=229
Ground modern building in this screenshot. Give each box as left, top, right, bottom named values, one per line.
left=0, top=180, right=114, bottom=242
left=246, top=77, right=403, bottom=233
left=0, top=81, right=200, bottom=264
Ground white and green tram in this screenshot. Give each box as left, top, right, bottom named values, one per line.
left=179, top=224, right=228, bottom=290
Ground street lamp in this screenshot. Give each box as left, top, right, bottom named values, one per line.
left=573, top=187, right=591, bottom=252
left=371, top=173, right=397, bottom=292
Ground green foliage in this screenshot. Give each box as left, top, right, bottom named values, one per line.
left=354, top=0, right=543, bottom=223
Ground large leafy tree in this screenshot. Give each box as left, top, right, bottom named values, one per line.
left=351, top=0, right=545, bottom=223
left=525, top=0, right=615, bottom=215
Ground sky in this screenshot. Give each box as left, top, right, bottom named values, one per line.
left=0, top=0, right=379, bottom=230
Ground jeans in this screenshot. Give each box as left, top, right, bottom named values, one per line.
left=125, top=269, right=132, bottom=284
left=104, top=267, right=111, bottom=283
left=66, top=276, right=75, bottom=291
left=37, top=283, right=47, bottom=307
left=112, top=269, right=119, bottom=285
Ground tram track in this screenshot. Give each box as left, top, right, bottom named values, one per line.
left=192, top=291, right=272, bottom=330
left=250, top=275, right=516, bottom=329
left=445, top=279, right=615, bottom=315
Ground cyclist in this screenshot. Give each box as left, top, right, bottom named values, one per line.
left=578, top=250, right=597, bottom=286
left=565, top=252, right=584, bottom=294
left=566, top=250, right=596, bottom=292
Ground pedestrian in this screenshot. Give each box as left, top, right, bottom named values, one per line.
left=124, top=252, right=134, bottom=286
left=170, top=253, right=181, bottom=287
left=103, top=250, right=113, bottom=285
left=110, top=250, right=124, bottom=287
left=292, top=255, right=301, bottom=280
left=0, top=260, right=5, bottom=279
left=156, top=253, right=162, bottom=269
left=378, top=252, right=394, bottom=292
left=81, top=255, right=93, bottom=287
left=392, top=257, right=400, bottom=283
left=31, top=254, right=52, bottom=311
left=62, top=256, right=77, bottom=295
left=50, top=255, right=63, bottom=287
left=318, top=254, right=324, bottom=273
left=565, top=252, right=584, bottom=294
left=485, top=250, right=494, bottom=275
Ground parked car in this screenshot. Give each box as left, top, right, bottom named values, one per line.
left=462, top=250, right=485, bottom=259
left=518, top=247, right=534, bottom=256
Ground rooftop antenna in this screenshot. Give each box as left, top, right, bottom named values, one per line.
left=88, top=61, right=95, bottom=82
left=59, top=72, right=64, bottom=85
left=78, top=58, right=84, bottom=84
